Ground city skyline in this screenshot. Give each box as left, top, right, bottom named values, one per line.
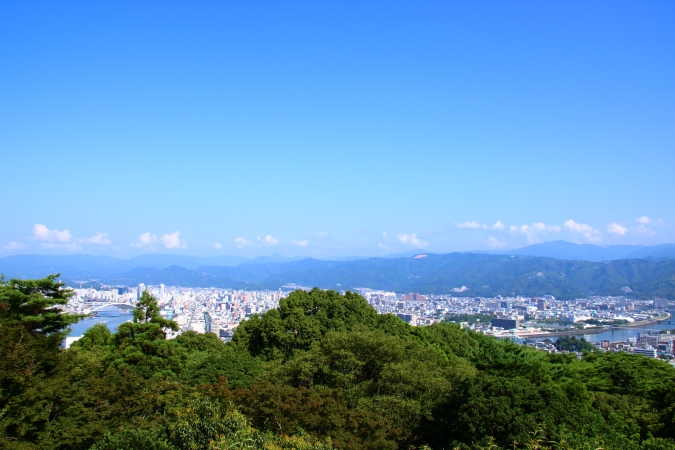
left=2, top=1, right=673, bottom=258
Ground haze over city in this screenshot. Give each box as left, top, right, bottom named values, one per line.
left=1, top=1, right=673, bottom=258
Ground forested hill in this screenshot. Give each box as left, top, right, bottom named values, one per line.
left=2, top=252, right=674, bottom=298
left=99, top=253, right=675, bottom=299
left=3, top=280, right=675, bottom=449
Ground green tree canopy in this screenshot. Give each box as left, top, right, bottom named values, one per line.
left=0, top=274, right=80, bottom=335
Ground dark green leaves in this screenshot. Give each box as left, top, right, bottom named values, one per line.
left=0, top=274, right=80, bottom=335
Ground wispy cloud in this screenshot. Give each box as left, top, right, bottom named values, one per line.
left=3, top=241, right=25, bottom=250
left=635, top=224, right=656, bottom=237
left=290, top=239, right=309, bottom=247
left=483, top=235, right=506, bottom=249
left=234, top=237, right=251, bottom=248
left=455, top=221, right=485, bottom=229
left=508, top=222, right=562, bottom=244
left=636, top=216, right=651, bottom=224
left=257, top=234, right=279, bottom=246
left=397, top=233, right=429, bottom=247
left=563, top=220, right=601, bottom=243
left=607, top=222, right=628, bottom=236
left=79, top=232, right=111, bottom=245
left=213, top=242, right=223, bottom=249
left=455, top=220, right=506, bottom=231
left=315, top=231, right=329, bottom=238
left=39, top=242, right=82, bottom=251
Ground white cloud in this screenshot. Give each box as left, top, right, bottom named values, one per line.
left=315, top=232, right=329, bottom=238
left=633, top=216, right=664, bottom=236
left=455, top=221, right=485, bottom=229
left=397, top=233, right=429, bottom=248
left=132, top=232, right=158, bottom=247
left=491, top=221, right=505, bottom=231
left=33, top=224, right=72, bottom=242
left=382, top=231, right=387, bottom=238
left=79, top=232, right=111, bottom=245
left=161, top=231, right=185, bottom=249
left=256, top=234, right=278, bottom=246
left=234, top=237, right=249, bottom=248
left=484, top=235, right=506, bottom=249
left=29, top=224, right=111, bottom=249
left=290, top=239, right=309, bottom=247
left=378, top=243, right=391, bottom=250
left=511, top=222, right=562, bottom=244
left=3, top=241, right=25, bottom=250
left=607, top=222, right=628, bottom=236
left=635, top=224, right=656, bottom=237
left=213, top=242, right=223, bottom=249
left=563, top=220, right=602, bottom=243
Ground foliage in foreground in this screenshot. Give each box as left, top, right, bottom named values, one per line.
left=2, top=275, right=675, bottom=449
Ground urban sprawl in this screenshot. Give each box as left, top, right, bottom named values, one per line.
left=65, top=284, right=673, bottom=361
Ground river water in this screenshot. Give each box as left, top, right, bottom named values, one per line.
left=68, top=307, right=134, bottom=337
left=535, top=311, right=675, bottom=343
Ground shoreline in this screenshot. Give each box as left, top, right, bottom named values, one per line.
left=513, top=312, right=672, bottom=339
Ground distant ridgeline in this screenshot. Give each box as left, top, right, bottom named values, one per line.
left=1, top=252, right=675, bottom=299
left=2, top=278, right=675, bottom=450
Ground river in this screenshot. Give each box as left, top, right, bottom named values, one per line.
left=68, top=306, right=134, bottom=337
left=534, top=311, right=675, bottom=343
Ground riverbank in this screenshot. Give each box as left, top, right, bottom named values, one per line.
left=516, top=312, right=671, bottom=339
left=68, top=306, right=134, bottom=337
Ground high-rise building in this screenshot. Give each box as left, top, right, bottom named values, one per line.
left=204, top=312, right=212, bottom=333
left=402, top=292, right=427, bottom=301
left=159, top=284, right=165, bottom=301
left=653, top=298, right=669, bottom=309
left=491, top=318, right=520, bottom=330
left=138, top=283, right=145, bottom=299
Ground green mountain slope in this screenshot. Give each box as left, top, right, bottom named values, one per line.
left=261, top=253, right=675, bottom=298
left=83, top=253, right=675, bottom=298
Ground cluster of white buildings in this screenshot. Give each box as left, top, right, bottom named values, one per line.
left=67, top=284, right=292, bottom=340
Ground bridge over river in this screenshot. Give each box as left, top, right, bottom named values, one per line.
left=83, top=302, right=135, bottom=314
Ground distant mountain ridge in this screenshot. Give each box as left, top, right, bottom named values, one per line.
left=488, top=240, right=675, bottom=262
left=1, top=242, right=674, bottom=298
left=91, top=253, right=675, bottom=299
left=0, top=250, right=427, bottom=280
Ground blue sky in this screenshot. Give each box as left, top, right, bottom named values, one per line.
left=1, top=1, right=673, bottom=258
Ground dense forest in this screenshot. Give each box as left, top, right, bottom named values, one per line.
left=3, top=275, right=675, bottom=449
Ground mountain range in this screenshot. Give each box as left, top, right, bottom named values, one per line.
left=1, top=241, right=674, bottom=299
left=489, top=240, right=675, bottom=262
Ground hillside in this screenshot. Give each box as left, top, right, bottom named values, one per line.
left=494, top=240, right=675, bottom=261
left=3, top=282, right=675, bottom=450
left=90, top=253, right=675, bottom=298
left=3, top=249, right=675, bottom=298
